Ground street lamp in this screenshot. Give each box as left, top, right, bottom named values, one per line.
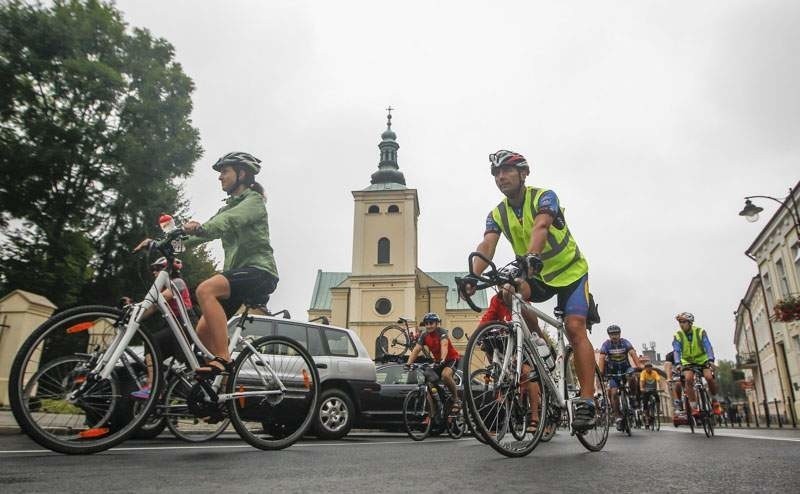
left=738, top=199, right=763, bottom=223
left=738, top=191, right=800, bottom=235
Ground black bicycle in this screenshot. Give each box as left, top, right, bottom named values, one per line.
left=642, top=392, right=661, bottom=431
left=402, top=363, right=465, bottom=441
left=682, top=364, right=714, bottom=438
left=608, top=372, right=636, bottom=436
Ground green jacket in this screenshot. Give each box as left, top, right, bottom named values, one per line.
left=185, top=189, right=278, bottom=278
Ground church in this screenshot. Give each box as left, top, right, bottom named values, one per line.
left=307, top=111, right=486, bottom=358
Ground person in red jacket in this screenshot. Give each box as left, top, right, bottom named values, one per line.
left=406, top=312, right=461, bottom=412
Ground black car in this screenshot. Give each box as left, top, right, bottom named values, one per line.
left=356, top=362, right=465, bottom=431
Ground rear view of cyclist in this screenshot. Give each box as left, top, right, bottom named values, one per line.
left=673, top=312, right=717, bottom=416
left=406, top=312, right=461, bottom=413
left=599, top=324, right=641, bottom=430
left=134, top=151, right=279, bottom=378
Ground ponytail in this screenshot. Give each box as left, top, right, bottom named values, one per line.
left=250, top=181, right=265, bottom=197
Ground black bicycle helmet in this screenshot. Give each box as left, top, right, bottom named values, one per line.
left=606, top=324, right=621, bottom=335
left=212, top=151, right=262, bottom=174
left=489, top=149, right=529, bottom=176
left=421, top=312, right=441, bottom=323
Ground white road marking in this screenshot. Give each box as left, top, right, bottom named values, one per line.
left=0, top=437, right=473, bottom=454
left=661, top=427, right=800, bottom=442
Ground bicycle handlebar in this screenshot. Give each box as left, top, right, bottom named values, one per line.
left=455, top=252, right=524, bottom=313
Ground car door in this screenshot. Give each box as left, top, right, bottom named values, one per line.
left=373, top=364, right=419, bottom=421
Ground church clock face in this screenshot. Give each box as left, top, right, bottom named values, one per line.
left=375, top=298, right=392, bottom=315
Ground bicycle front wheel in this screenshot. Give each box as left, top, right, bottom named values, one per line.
left=164, top=373, right=229, bottom=442
left=403, top=388, right=432, bottom=441
left=227, top=335, right=319, bottom=450
left=464, top=371, right=488, bottom=444
left=462, top=322, right=546, bottom=457
left=8, top=305, right=162, bottom=454
left=378, top=325, right=409, bottom=357
left=564, top=346, right=610, bottom=452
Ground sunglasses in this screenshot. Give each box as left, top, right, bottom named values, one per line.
left=678, top=320, right=690, bottom=324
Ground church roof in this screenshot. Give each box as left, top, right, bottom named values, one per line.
left=308, top=270, right=488, bottom=311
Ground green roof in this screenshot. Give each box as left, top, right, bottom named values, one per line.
left=309, top=271, right=488, bottom=311
left=308, top=271, right=349, bottom=310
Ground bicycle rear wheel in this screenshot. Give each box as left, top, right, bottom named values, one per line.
left=403, top=388, right=432, bottom=441
left=8, top=305, right=162, bottom=454
left=699, top=390, right=714, bottom=438
left=462, top=323, right=546, bottom=457
left=378, top=325, right=409, bottom=357
left=227, top=335, right=319, bottom=450
left=164, top=373, right=230, bottom=442
left=564, top=347, right=610, bottom=452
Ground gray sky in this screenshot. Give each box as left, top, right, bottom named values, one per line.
left=116, top=0, right=800, bottom=360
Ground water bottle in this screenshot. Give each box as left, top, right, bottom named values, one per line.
left=534, top=336, right=555, bottom=371
left=430, top=385, right=442, bottom=409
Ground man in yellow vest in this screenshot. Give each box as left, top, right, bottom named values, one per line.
left=462, top=149, right=597, bottom=431
left=672, top=312, right=717, bottom=416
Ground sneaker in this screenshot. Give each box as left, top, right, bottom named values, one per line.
left=572, top=400, right=596, bottom=431
left=131, top=386, right=151, bottom=399
left=615, top=417, right=624, bottom=431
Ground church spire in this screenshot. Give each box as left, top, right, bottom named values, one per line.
left=370, top=106, right=406, bottom=186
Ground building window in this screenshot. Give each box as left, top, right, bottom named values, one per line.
left=388, top=205, right=400, bottom=213
left=763, top=272, right=775, bottom=308
left=368, top=205, right=380, bottom=214
left=452, top=327, right=464, bottom=339
left=378, top=237, right=390, bottom=264
left=793, top=335, right=800, bottom=353
left=375, top=298, right=392, bottom=315
left=793, top=242, right=800, bottom=285
left=776, top=259, right=790, bottom=298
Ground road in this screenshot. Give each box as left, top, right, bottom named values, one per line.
left=1, top=427, right=798, bottom=493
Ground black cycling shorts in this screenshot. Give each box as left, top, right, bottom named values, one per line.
left=220, top=267, right=278, bottom=318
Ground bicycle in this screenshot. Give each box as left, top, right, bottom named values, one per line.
left=642, top=392, right=661, bottom=431
left=403, top=363, right=465, bottom=441
left=607, top=372, right=636, bottom=436
left=377, top=317, right=433, bottom=359
left=8, top=227, right=320, bottom=454
left=455, top=252, right=610, bottom=457
left=682, top=364, right=715, bottom=438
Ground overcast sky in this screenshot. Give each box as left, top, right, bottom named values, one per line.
left=115, top=0, right=799, bottom=360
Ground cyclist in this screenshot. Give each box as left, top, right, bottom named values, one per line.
left=135, top=151, right=279, bottom=377
left=132, top=257, right=193, bottom=399
left=664, top=350, right=684, bottom=411
left=639, top=362, right=661, bottom=426
left=598, top=324, right=642, bottom=430
left=672, top=312, right=717, bottom=416
left=461, top=150, right=598, bottom=431
left=406, top=312, right=461, bottom=413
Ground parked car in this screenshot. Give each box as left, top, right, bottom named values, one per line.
left=356, top=362, right=465, bottom=431
left=228, top=315, right=377, bottom=439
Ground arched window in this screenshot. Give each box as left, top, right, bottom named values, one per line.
left=377, top=237, right=390, bottom=264
left=368, top=205, right=380, bottom=214
left=388, top=205, right=400, bottom=213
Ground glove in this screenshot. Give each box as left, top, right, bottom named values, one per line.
left=523, top=253, right=544, bottom=278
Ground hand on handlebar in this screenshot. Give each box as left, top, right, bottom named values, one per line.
left=523, top=253, right=543, bottom=278
left=460, top=274, right=481, bottom=296
left=133, top=238, right=153, bottom=252
left=182, top=220, right=202, bottom=234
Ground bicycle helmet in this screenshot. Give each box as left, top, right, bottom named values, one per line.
left=606, top=324, right=621, bottom=335
left=489, top=150, right=529, bottom=176
left=421, top=312, right=441, bottom=324
left=212, top=151, right=262, bottom=174
left=151, top=257, right=183, bottom=271
left=675, top=312, right=694, bottom=323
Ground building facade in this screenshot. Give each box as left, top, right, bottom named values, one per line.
left=738, top=181, right=800, bottom=421
left=308, top=113, right=485, bottom=357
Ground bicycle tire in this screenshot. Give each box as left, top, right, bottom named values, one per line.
left=378, top=325, right=410, bottom=357
left=403, top=388, right=432, bottom=441
left=462, top=322, right=546, bottom=457
left=164, top=373, right=230, bottom=442
left=564, top=347, right=610, bottom=452
left=684, top=396, right=695, bottom=434
left=446, top=398, right=466, bottom=440
left=655, top=405, right=661, bottom=431
left=227, top=335, right=319, bottom=451
left=539, top=406, right=559, bottom=442
left=8, top=305, right=162, bottom=454
left=700, top=389, right=713, bottom=438
left=465, top=370, right=488, bottom=444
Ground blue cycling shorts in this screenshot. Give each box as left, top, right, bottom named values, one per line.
left=527, top=273, right=589, bottom=318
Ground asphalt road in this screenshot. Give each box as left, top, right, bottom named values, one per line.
left=1, top=427, right=799, bottom=493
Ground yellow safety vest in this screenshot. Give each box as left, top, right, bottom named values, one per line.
left=491, top=186, right=588, bottom=287
left=674, top=326, right=709, bottom=365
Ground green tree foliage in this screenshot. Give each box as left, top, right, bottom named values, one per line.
left=716, top=359, right=746, bottom=400
left=0, top=0, right=214, bottom=307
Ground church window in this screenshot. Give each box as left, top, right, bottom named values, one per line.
left=378, top=237, right=390, bottom=264
left=375, top=298, right=392, bottom=315
left=388, top=205, right=400, bottom=213
left=368, top=205, right=380, bottom=214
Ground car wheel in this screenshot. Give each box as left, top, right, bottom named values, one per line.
left=314, top=389, right=354, bottom=440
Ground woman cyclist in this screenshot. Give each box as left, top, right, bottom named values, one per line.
left=135, top=151, right=278, bottom=376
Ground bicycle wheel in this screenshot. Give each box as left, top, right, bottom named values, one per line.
left=164, top=373, right=230, bottom=442
left=684, top=396, right=695, bottom=434
left=462, top=322, right=546, bottom=457
left=539, top=405, right=559, bottom=443
left=378, top=325, right=409, bottom=357
left=8, top=305, right=162, bottom=454
left=227, top=335, right=319, bottom=450
left=564, top=347, right=610, bottom=452
left=464, top=370, right=488, bottom=444
left=699, top=390, right=713, bottom=438
left=446, top=398, right=466, bottom=440
left=403, top=388, right=432, bottom=441
left=655, top=404, right=661, bottom=431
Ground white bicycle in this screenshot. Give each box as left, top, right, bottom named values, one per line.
left=456, top=252, right=610, bottom=457
left=8, top=227, right=319, bottom=454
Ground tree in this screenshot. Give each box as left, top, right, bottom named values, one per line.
left=0, top=0, right=214, bottom=306
left=715, top=359, right=746, bottom=401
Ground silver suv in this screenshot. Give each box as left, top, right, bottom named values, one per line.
left=228, top=315, right=377, bottom=439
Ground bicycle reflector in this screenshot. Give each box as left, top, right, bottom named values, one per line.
left=78, top=427, right=109, bottom=439
left=66, top=322, right=94, bottom=334
left=302, top=369, right=311, bottom=390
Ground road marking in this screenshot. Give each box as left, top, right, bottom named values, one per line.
left=661, top=427, right=800, bottom=442
left=0, top=437, right=472, bottom=455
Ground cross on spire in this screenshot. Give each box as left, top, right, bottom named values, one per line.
left=386, top=106, right=394, bottom=128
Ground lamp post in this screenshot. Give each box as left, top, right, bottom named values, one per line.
left=739, top=185, right=800, bottom=427
left=737, top=301, right=771, bottom=426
